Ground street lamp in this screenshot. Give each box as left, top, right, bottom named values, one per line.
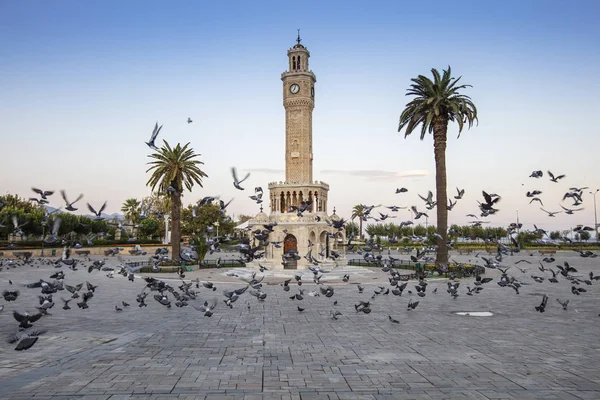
left=214, top=221, right=220, bottom=238
left=41, top=222, right=46, bottom=257
left=163, top=215, right=171, bottom=245
left=516, top=209, right=520, bottom=235
left=590, top=189, right=599, bottom=242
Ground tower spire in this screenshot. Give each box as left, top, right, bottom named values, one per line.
left=296, top=29, right=301, bottom=45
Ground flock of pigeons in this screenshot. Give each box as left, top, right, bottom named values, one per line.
left=1, top=235, right=599, bottom=352
left=1, top=123, right=599, bottom=353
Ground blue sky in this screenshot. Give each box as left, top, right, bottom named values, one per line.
left=1, top=0, right=599, bottom=232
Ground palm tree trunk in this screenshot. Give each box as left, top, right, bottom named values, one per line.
left=359, top=218, right=363, bottom=240
left=433, top=117, right=449, bottom=267
left=171, top=194, right=182, bottom=260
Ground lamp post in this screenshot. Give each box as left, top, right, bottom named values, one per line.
left=590, top=189, right=599, bottom=242
left=41, top=223, right=46, bottom=257
left=516, top=209, right=520, bottom=234
left=163, top=215, right=170, bottom=245
left=214, top=221, right=220, bottom=238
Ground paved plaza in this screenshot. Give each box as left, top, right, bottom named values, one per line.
left=0, top=251, right=599, bottom=400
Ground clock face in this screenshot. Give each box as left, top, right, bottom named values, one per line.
left=290, top=84, right=300, bottom=94
left=311, top=86, right=314, bottom=97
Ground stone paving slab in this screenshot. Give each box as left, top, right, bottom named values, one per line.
left=0, top=251, right=599, bottom=399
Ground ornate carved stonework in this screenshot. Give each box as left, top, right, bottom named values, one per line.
left=283, top=98, right=314, bottom=108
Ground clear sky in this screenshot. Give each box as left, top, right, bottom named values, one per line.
left=1, top=0, right=599, bottom=232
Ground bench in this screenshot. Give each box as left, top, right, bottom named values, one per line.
left=13, top=251, right=31, bottom=258
left=457, top=249, right=473, bottom=255
left=0, top=252, right=3, bottom=257
left=75, top=250, right=90, bottom=256
left=539, top=250, right=557, bottom=256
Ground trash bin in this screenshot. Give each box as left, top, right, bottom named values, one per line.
left=51, top=248, right=56, bottom=256
left=415, top=262, right=421, bottom=272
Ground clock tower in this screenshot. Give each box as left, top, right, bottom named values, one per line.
left=281, top=32, right=316, bottom=183
left=246, top=33, right=344, bottom=270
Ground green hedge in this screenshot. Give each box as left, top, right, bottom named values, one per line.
left=383, top=242, right=600, bottom=250
left=0, top=239, right=162, bottom=249
left=348, top=259, right=483, bottom=273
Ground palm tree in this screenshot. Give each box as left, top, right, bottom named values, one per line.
left=398, top=66, right=477, bottom=267
left=146, top=141, right=208, bottom=259
left=121, top=198, right=141, bottom=224
left=351, top=204, right=366, bottom=239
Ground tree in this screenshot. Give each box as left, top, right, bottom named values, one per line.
left=181, top=203, right=222, bottom=236
left=351, top=204, right=366, bottom=239
left=146, top=141, right=208, bottom=259
left=549, top=231, right=561, bottom=240
left=398, top=66, right=477, bottom=267
left=0, top=196, right=45, bottom=239
left=580, top=231, right=591, bottom=241
left=142, top=192, right=171, bottom=216
left=413, top=225, right=427, bottom=237
left=344, top=221, right=359, bottom=238
left=364, top=224, right=377, bottom=239
left=138, top=218, right=160, bottom=239
left=121, top=198, right=141, bottom=224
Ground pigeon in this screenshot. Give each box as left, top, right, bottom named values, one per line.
left=154, top=293, right=171, bottom=308
left=231, top=167, right=251, bottom=190
left=560, top=205, right=584, bottom=215
left=529, top=197, right=544, bottom=206
left=60, top=298, right=72, bottom=310
left=32, top=187, right=54, bottom=199
left=388, top=315, right=400, bottom=324
left=146, top=122, right=162, bottom=150
left=535, top=294, right=548, bottom=312
left=13, top=311, right=43, bottom=329
left=187, top=117, right=193, bottom=124
left=548, top=171, right=565, bottom=183
left=540, top=208, right=561, bottom=217
left=526, top=190, right=542, bottom=197
left=43, top=217, right=62, bottom=244
left=8, top=330, right=47, bottom=351
left=3, top=290, right=19, bottom=302
left=454, top=187, right=465, bottom=200
left=193, top=299, right=218, bottom=317
left=87, top=202, right=107, bottom=220
left=556, top=299, right=569, bottom=310
left=61, top=190, right=84, bottom=211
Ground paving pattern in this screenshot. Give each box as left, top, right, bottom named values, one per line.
left=0, top=251, right=599, bottom=400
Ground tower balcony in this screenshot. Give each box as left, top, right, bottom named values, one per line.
left=281, top=71, right=317, bottom=80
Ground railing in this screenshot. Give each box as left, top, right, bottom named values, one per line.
left=199, top=258, right=247, bottom=268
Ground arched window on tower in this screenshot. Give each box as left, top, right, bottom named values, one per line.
left=292, top=56, right=296, bottom=71
left=297, top=56, right=301, bottom=70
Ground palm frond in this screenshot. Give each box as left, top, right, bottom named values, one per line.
left=146, top=140, right=208, bottom=194
left=398, top=66, right=477, bottom=140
